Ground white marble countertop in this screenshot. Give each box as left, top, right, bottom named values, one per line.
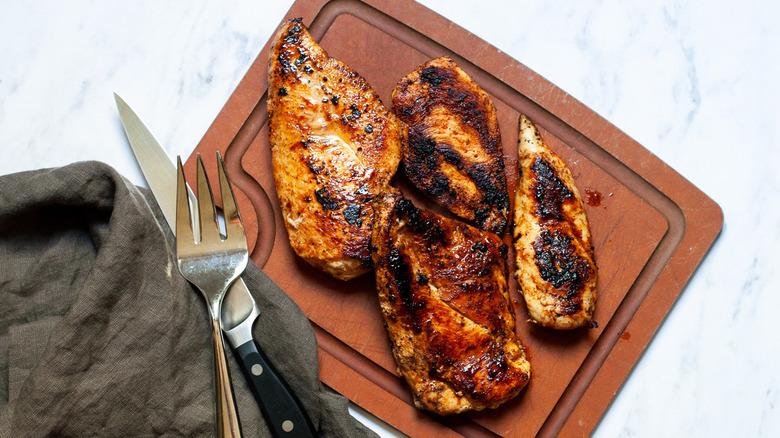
left=2, top=1, right=778, bottom=436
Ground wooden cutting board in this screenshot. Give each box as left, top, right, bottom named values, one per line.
left=187, top=0, right=723, bottom=436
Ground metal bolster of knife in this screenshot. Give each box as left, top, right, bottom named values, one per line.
left=223, top=279, right=258, bottom=347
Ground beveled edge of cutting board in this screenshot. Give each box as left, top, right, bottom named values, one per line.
left=187, top=0, right=724, bottom=436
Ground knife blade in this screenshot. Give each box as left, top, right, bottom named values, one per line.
left=115, top=93, right=315, bottom=438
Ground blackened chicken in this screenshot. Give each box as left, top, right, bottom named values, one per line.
left=372, top=190, right=531, bottom=414
left=268, top=18, right=403, bottom=280
left=513, top=115, right=597, bottom=329
left=392, top=57, right=509, bottom=235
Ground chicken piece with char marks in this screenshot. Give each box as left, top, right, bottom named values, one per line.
left=392, top=57, right=509, bottom=235
left=513, top=115, right=598, bottom=329
left=268, top=18, right=403, bottom=280
left=372, top=190, right=531, bottom=415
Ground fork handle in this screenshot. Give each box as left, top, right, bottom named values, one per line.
left=211, top=318, right=243, bottom=438
left=235, top=340, right=316, bottom=438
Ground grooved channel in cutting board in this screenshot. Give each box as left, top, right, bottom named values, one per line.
left=189, top=0, right=722, bottom=436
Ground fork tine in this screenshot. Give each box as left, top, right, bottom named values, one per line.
left=215, top=151, right=244, bottom=240
left=174, top=155, right=247, bottom=438
left=175, top=157, right=194, bottom=244
left=195, top=154, right=221, bottom=243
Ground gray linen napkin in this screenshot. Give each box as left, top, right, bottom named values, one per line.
left=0, top=161, right=377, bottom=437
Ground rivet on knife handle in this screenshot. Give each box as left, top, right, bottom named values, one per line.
left=234, top=340, right=316, bottom=437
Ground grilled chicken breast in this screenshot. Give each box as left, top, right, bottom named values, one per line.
left=372, top=190, right=531, bottom=414
left=513, top=115, right=597, bottom=329
left=392, top=57, right=509, bottom=235
left=268, top=18, right=403, bottom=280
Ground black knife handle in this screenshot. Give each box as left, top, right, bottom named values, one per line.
left=234, top=340, right=316, bottom=438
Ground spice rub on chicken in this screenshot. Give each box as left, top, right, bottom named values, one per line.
left=392, top=57, right=509, bottom=235
left=513, top=115, right=597, bottom=329
left=268, top=18, right=403, bottom=280
left=371, top=190, right=531, bottom=415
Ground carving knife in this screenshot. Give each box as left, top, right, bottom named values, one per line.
left=115, top=93, right=315, bottom=438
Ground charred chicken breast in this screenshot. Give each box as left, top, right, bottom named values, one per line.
left=392, top=57, right=509, bottom=235
left=513, top=115, right=597, bottom=329
left=372, top=190, right=531, bottom=414
left=268, top=18, right=403, bottom=280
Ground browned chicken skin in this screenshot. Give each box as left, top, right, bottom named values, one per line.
left=372, top=191, right=531, bottom=415
left=392, top=57, right=509, bottom=235
left=513, top=115, right=597, bottom=329
left=268, top=18, right=403, bottom=280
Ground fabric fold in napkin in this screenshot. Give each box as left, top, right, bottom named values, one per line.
left=0, top=161, right=377, bottom=437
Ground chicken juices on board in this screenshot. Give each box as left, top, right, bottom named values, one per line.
left=267, top=18, right=403, bottom=280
